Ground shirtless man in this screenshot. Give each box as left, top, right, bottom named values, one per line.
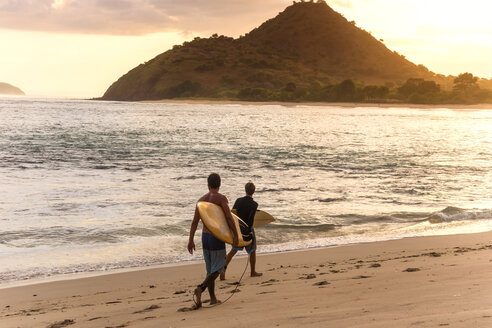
left=187, top=173, right=239, bottom=309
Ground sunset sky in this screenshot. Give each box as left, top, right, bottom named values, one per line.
left=1, top=0, right=491, bottom=98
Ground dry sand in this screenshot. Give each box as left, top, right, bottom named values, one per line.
left=1, top=231, right=492, bottom=327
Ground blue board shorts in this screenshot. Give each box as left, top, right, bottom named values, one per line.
left=202, top=232, right=226, bottom=274
left=232, top=228, right=257, bottom=255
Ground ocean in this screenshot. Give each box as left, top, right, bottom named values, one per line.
left=0, top=97, right=491, bottom=284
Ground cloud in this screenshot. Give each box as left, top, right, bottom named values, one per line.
left=0, top=0, right=291, bottom=36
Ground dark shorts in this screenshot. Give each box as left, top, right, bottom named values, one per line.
left=232, top=229, right=257, bottom=255
left=202, top=233, right=226, bottom=274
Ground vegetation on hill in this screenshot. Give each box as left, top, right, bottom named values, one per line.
left=0, top=82, right=24, bottom=96
left=101, top=0, right=492, bottom=104
left=231, top=73, right=492, bottom=104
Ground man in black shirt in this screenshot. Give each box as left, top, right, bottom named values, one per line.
left=220, top=181, right=263, bottom=280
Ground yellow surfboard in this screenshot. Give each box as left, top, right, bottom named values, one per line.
left=231, top=209, right=276, bottom=228
left=197, top=201, right=252, bottom=246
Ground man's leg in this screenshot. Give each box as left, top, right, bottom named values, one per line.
left=208, top=273, right=220, bottom=305
left=249, top=250, right=262, bottom=277
left=220, top=249, right=238, bottom=280
left=194, top=271, right=220, bottom=308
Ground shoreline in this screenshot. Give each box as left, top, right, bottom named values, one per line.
left=2, top=231, right=492, bottom=327
left=0, top=223, right=484, bottom=290
left=4, top=96, right=492, bottom=109
left=2, top=214, right=492, bottom=289
left=0, top=237, right=389, bottom=290
left=0, top=258, right=205, bottom=291
left=140, top=98, right=492, bottom=110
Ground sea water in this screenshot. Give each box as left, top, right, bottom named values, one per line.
left=0, top=97, right=491, bottom=284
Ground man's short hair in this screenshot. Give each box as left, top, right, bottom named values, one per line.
left=245, top=181, right=255, bottom=196
left=208, top=173, right=221, bottom=189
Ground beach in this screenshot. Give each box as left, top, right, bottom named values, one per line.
left=3, top=0, right=492, bottom=326
left=141, top=98, right=492, bottom=110
left=1, top=98, right=491, bottom=327
left=2, top=231, right=492, bottom=328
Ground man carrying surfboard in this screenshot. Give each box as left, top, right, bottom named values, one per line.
left=220, top=181, right=263, bottom=280
left=187, top=173, right=239, bottom=309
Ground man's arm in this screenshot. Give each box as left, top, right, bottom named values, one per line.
left=220, top=197, right=239, bottom=247
left=187, top=206, right=201, bottom=254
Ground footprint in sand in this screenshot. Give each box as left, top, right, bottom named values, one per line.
left=133, top=304, right=160, bottom=314
left=352, top=275, right=371, bottom=279
left=403, top=268, right=420, bottom=272
left=177, top=306, right=194, bottom=312
left=300, top=274, right=316, bottom=280
left=47, top=319, right=75, bottom=328
left=88, top=316, right=106, bottom=321
left=257, top=291, right=277, bottom=295
left=313, top=280, right=330, bottom=286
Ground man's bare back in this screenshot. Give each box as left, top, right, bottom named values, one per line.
left=198, top=191, right=230, bottom=234
left=188, top=186, right=238, bottom=255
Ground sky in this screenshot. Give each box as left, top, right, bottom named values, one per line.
left=1, top=0, right=492, bottom=98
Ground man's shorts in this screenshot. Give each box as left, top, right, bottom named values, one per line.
left=232, top=229, right=257, bottom=255
left=202, top=232, right=226, bottom=274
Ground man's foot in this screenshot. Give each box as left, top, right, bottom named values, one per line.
left=251, top=272, right=263, bottom=277
left=193, top=287, right=202, bottom=309
left=219, top=269, right=226, bottom=281
left=210, top=298, right=222, bottom=305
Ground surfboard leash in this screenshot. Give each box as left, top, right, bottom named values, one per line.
left=206, top=258, right=249, bottom=308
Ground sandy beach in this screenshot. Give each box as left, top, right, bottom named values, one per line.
left=141, top=98, right=492, bottom=110
left=1, top=231, right=492, bottom=328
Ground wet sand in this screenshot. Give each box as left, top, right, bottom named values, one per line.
left=141, top=99, right=492, bottom=110
left=1, top=231, right=492, bottom=327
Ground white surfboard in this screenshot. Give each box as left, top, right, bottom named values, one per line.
left=231, top=209, right=276, bottom=228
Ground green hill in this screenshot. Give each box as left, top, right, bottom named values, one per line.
left=101, top=0, right=491, bottom=103
left=0, top=82, right=24, bottom=96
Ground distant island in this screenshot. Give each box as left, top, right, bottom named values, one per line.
left=0, top=82, right=25, bottom=96
left=101, top=0, right=492, bottom=105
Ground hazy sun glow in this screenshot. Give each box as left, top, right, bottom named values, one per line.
left=51, top=0, right=64, bottom=9
left=0, top=29, right=185, bottom=98
left=329, top=0, right=492, bottom=78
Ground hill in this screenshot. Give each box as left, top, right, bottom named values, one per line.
left=0, top=82, right=24, bottom=96
left=101, top=1, right=491, bottom=104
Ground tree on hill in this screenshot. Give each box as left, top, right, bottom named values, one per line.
left=361, top=85, right=389, bottom=101
left=283, top=82, right=297, bottom=92
left=451, top=73, right=487, bottom=104
left=333, top=79, right=356, bottom=101
left=453, top=73, right=478, bottom=94
left=398, top=78, right=440, bottom=97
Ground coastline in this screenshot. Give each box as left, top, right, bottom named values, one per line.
left=140, top=98, right=492, bottom=110
left=2, top=231, right=492, bottom=327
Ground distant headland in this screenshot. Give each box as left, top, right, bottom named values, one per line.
left=101, top=0, right=492, bottom=105
left=0, top=82, right=25, bottom=96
